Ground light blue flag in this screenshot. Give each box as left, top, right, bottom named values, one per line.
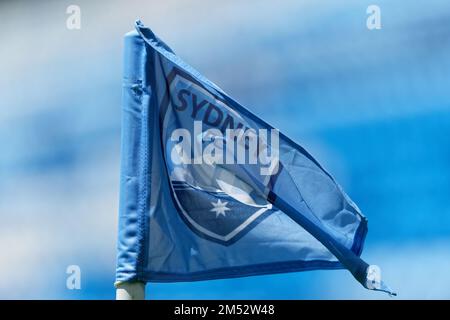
left=115, top=21, right=395, bottom=295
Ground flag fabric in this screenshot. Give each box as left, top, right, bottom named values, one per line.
left=115, top=21, right=394, bottom=295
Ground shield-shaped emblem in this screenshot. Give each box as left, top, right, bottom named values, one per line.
left=160, top=69, right=275, bottom=245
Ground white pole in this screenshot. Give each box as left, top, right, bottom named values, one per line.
left=116, top=282, right=146, bottom=300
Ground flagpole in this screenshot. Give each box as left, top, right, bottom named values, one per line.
left=116, top=282, right=146, bottom=300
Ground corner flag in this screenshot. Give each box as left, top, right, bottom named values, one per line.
left=115, top=20, right=395, bottom=296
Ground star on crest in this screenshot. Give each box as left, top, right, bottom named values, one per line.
left=210, top=199, right=230, bottom=218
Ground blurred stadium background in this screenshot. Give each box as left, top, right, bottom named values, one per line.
left=0, top=0, right=449, bottom=299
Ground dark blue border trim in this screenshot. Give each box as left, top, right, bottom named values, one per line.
left=136, top=217, right=367, bottom=283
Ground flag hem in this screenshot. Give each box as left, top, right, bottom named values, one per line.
left=133, top=216, right=367, bottom=283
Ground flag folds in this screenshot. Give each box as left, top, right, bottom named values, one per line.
left=115, top=21, right=394, bottom=295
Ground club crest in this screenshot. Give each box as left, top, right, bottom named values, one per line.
left=160, top=69, right=278, bottom=245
